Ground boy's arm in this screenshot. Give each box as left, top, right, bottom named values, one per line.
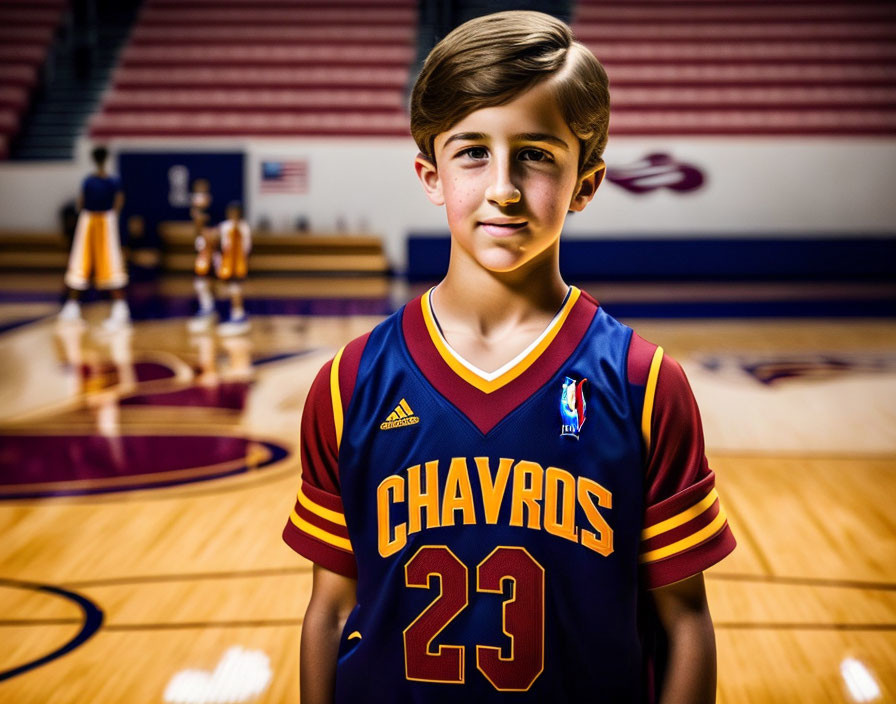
left=301, top=564, right=357, bottom=704
left=629, top=335, right=734, bottom=700
left=283, top=338, right=368, bottom=700
left=652, top=573, right=716, bottom=704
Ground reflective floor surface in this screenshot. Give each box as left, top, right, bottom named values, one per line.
left=1, top=273, right=894, bottom=702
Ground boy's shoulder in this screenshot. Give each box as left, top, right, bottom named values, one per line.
left=315, top=299, right=409, bottom=400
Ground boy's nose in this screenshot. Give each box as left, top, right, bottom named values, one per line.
left=485, top=162, right=521, bottom=206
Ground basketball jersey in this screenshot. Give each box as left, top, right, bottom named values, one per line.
left=217, top=220, right=250, bottom=280
left=283, top=287, right=735, bottom=703
left=81, top=174, right=121, bottom=212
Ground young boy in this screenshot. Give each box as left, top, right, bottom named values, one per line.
left=59, top=145, right=131, bottom=329
left=283, top=11, right=735, bottom=703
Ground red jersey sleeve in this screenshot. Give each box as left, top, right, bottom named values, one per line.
left=629, top=334, right=736, bottom=590
left=282, top=336, right=369, bottom=578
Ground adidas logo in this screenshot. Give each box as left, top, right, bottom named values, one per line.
left=380, top=398, right=420, bottom=430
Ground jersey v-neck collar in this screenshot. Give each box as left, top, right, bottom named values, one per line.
left=422, top=286, right=577, bottom=391
left=402, top=286, right=599, bottom=435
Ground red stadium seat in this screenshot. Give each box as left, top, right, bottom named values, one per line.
left=86, top=0, right=896, bottom=140
left=0, top=0, right=66, bottom=158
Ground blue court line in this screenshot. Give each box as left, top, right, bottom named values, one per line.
left=0, top=579, right=104, bottom=682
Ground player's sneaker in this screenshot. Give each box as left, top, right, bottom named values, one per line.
left=58, top=299, right=84, bottom=325
left=187, top=309, right=217, bottom=333
left=217, top=313, right=250, bottom=337
left=102, top=299, right=132, bottom=331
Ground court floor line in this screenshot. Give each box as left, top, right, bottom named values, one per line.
left=714, top=622, right=896, bottom=631
left=103, top=619, right=304, bottom=631
left=716, top=488, right=775, bottom=577
left=5, top=618, right=894, bottom=633
left=709, top=450, right=896, bottom=461
left=707, top=571, right=896, bottom=592
left=0, top=618, right=82, bottom=627
left=60, top=565, right=311, bottom=589
left=53, top=567, right=896, bottom=592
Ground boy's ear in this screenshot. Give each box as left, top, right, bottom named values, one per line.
left=569, top=160, right=606, bottom=212
left=414, top=153, right=445, bottom=206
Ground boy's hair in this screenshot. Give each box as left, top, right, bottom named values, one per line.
left=226, top=200, right=243, bottom=217
left=410, top=10, right=610, bottom=175
left=91, top=145, right=109, bottom=166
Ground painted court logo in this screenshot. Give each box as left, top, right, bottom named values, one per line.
left=380, top=398, right=420, bottom=430
left=560, top=377, right=588, bottom=439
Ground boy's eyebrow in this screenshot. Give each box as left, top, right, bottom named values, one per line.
left=444, top=132, right=488, bottom=146
left=443, top=132, right=570, bottom=150
left=513, top=132, right=571, bottom=150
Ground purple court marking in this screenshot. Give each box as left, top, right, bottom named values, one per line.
left=0, top=434, right=289, bottom=499
left=699, top=353, right=896, bottom=385
left=132, top=361, right=178, bottom=382
left=121, top=381, right=250, bottom=410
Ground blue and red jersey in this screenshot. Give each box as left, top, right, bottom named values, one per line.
left=283, top=287, right=735, bottom=702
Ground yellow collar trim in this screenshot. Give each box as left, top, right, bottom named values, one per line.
left=421, top=286, right=581, bottom=394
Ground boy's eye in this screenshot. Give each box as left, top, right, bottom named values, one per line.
left=459, top=147, right=488, bottom=160
left=519, top=148, right=552, bottom=162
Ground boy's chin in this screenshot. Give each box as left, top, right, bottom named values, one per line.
left=472, top=246, right=538, bottom=275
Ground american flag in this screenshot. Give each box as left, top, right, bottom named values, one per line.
left=260, top=160, right=308, bottom=194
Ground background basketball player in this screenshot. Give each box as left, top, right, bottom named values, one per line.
left=58, top=146, right=130, bottom=330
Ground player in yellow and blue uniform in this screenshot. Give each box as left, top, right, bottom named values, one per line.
left=187, top=178, right=217, bottom=332
left=59, top=146, right=130, bottom=329
left=215, top=201, right=251, bottom=336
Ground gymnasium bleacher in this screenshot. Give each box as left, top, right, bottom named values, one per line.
left=574, top=1, right=896, bottom=136
left=87, top=0, right=896, bottom=140
left=0, top=0, right=67, bottom=159
left=89, top=0, right=415, bottom=139
left=1, top=1, right=894, bottom=284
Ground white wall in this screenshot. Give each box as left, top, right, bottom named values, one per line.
left=0, top=160, right=88, bottom=230
left=1, top=135, right=894, bottom=269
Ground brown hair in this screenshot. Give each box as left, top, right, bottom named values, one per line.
left=410, top=10, right=610, bottom=174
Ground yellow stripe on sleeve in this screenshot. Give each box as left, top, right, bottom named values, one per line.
left=290, top=509, right=353, bottom=552
left=641, top=346, right=664, bottom=452
left=330, top=345, right=346, bottom=451
left=639, top=507, right=728, bottom=564
left=641, top=488, right=719, bottom=541
left=297, top=485, right=347, bottom=526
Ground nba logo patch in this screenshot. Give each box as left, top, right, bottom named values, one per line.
left=560, top=376, right=588, bottom=439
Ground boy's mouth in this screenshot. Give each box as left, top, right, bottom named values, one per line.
left=479, top=220, right=528, bottom=236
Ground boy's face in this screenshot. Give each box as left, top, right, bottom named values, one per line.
left=416, top=80, right=603, bottom=274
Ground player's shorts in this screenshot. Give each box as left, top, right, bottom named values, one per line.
left=217, top=244, right=247, bottom=281
left=64, top=210, right=128, bottom=291
left=195, top=249, right=212, bottom=277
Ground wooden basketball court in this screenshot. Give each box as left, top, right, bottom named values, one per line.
left=1, top=275, right=894, bottom=703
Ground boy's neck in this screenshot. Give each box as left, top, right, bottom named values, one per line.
left=434, top=244, right=569, bottom=339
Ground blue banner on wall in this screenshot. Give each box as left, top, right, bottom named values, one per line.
left=407, top=234, right=896, bottom=282
left=117, top=151, right=244, bottom=247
